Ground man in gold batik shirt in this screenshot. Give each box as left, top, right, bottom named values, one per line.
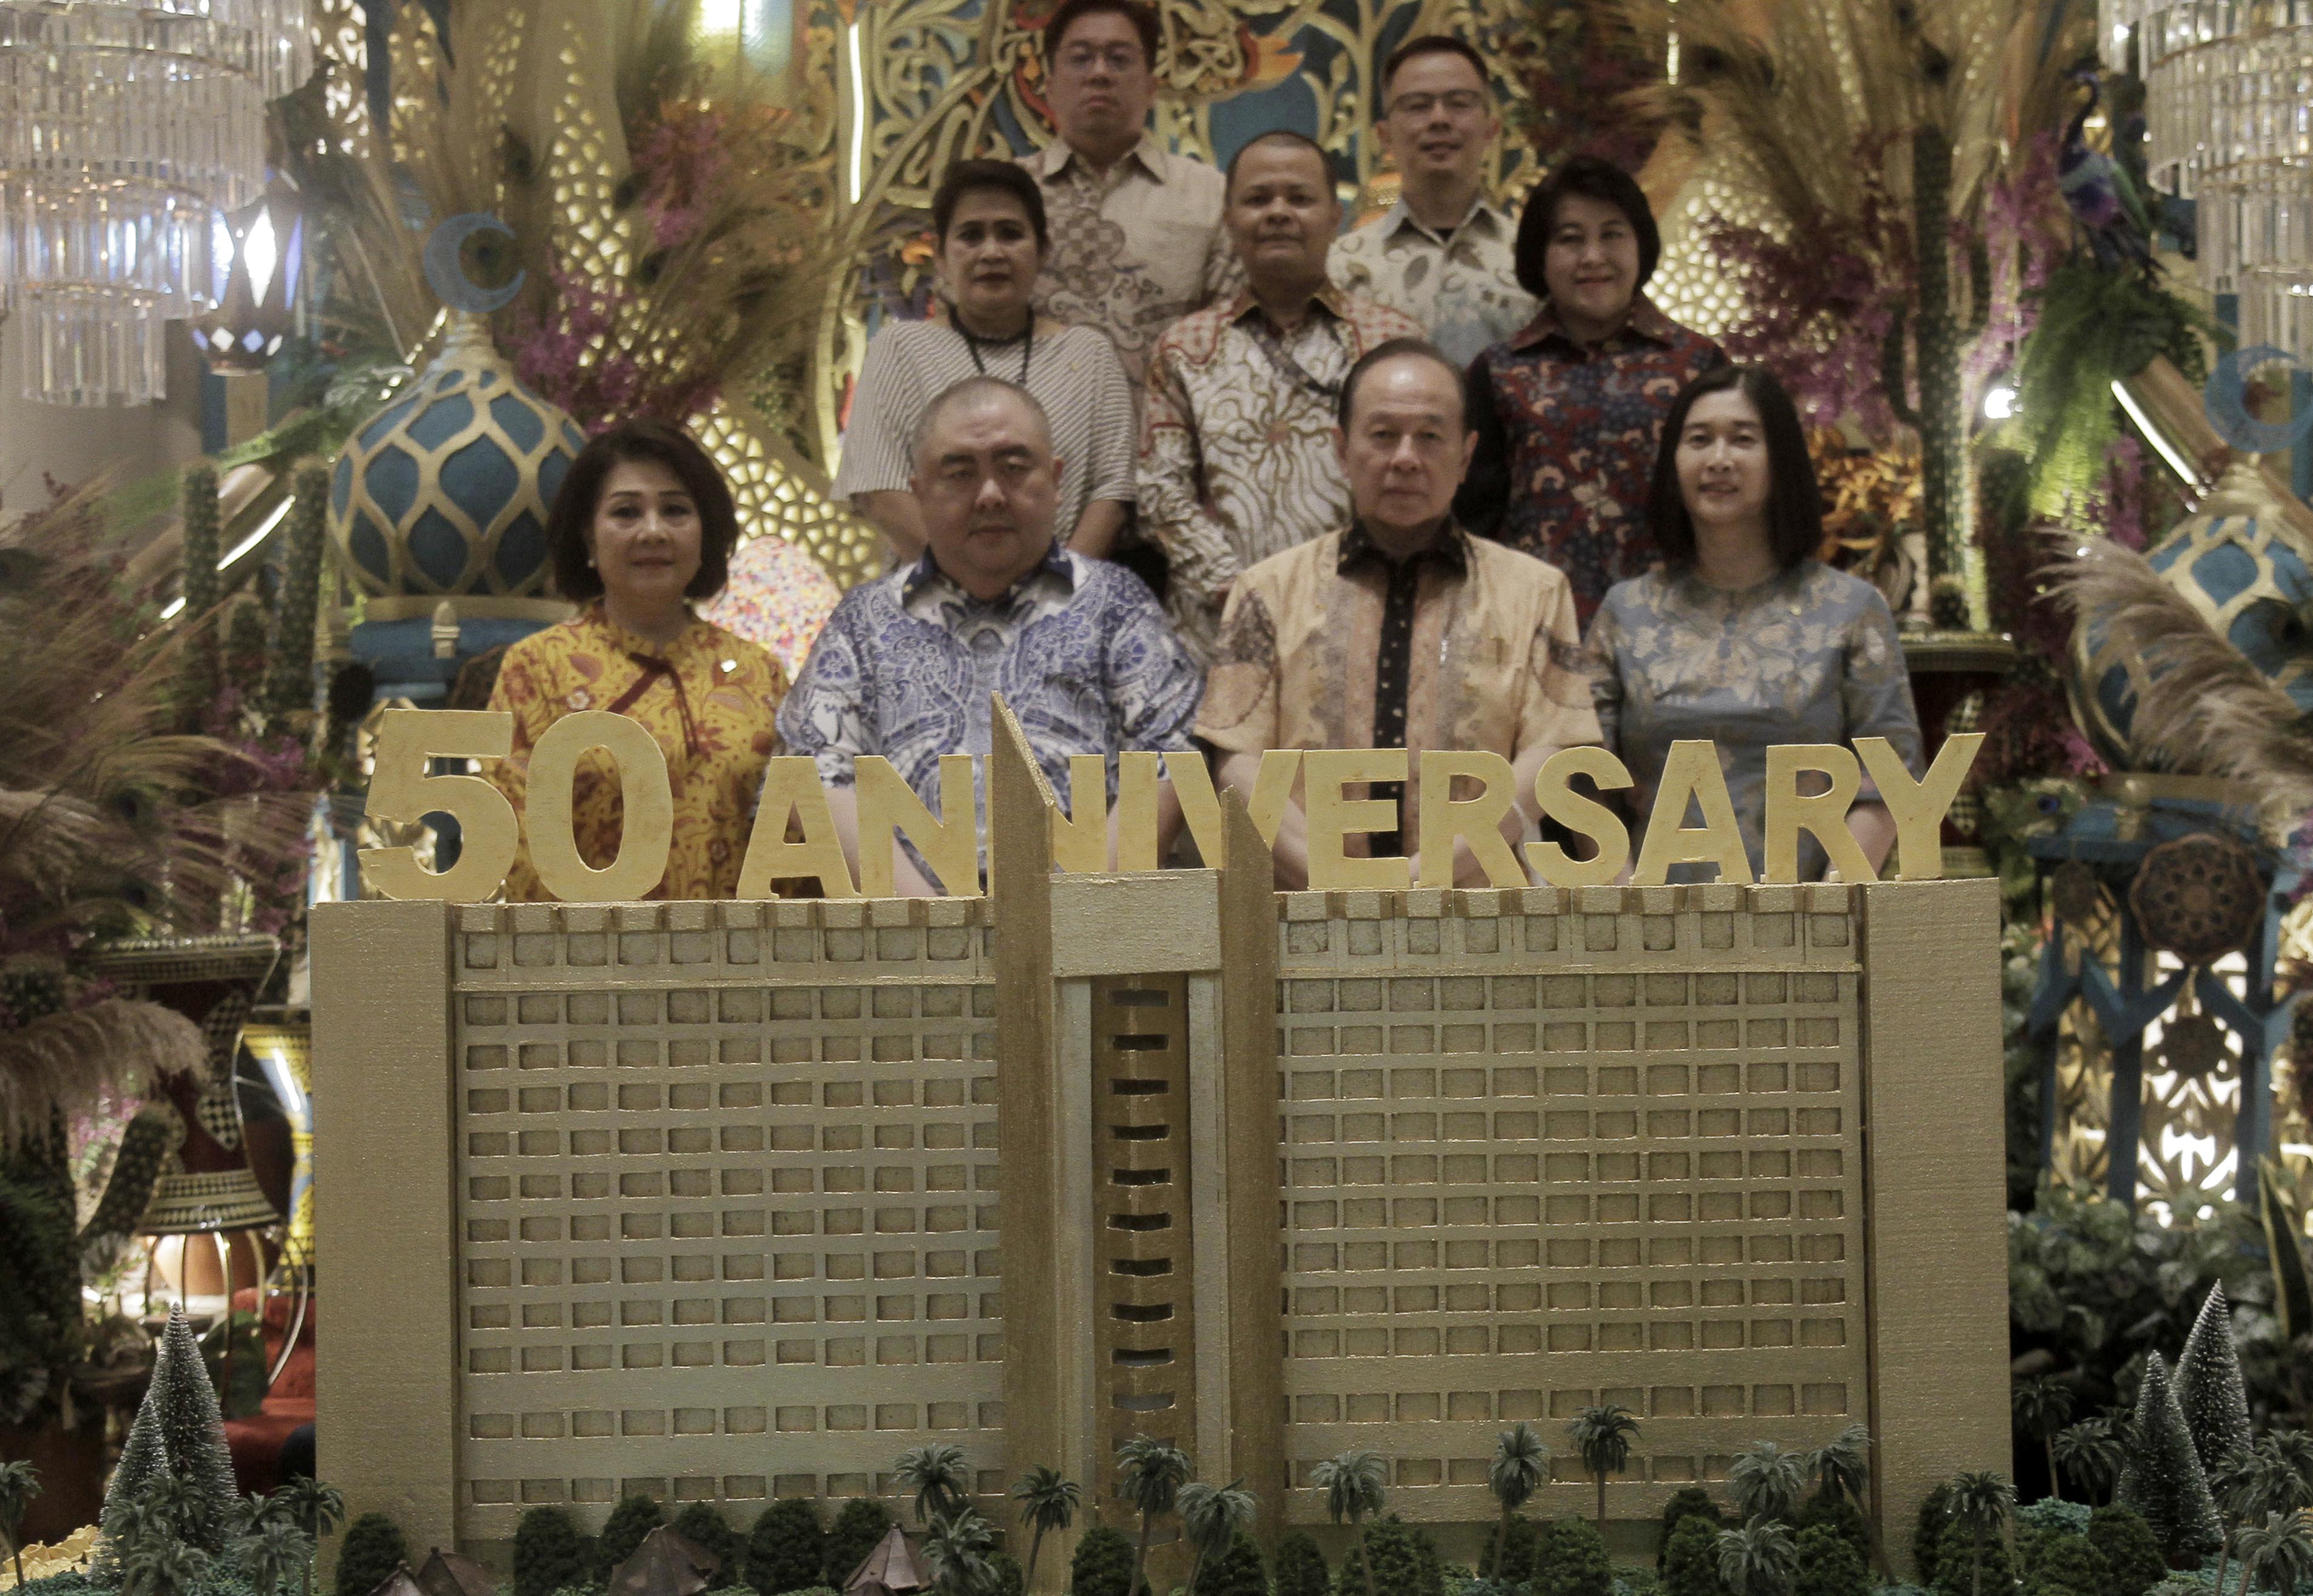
left=1196, top=339, right=1598, bottom=889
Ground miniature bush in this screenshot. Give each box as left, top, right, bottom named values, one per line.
left=1787, top=1525, right=1867, bottom=1596
left=513, top=1507, right=588, bottom=1596
left=2084, top=1505, right=2165, bottom=1596
left=1790, top=1491, right=1867, bottom=1564
left=1532, top=1518, right=1611, bottom=1596
left=2016, top=1531, right=2105, bottom=1596
left=597, top=1496, right=665, bottom=1581
left=991, top=1552, right=1024, bottom=1596
left=333, top=1513, right=407, bottom=1596
left=1659, top=1517, right=1725, bottom=1596
left=1654, top=1490, right=1722, bottom=1574
left=671, top=1504, right=743, bottom=1586
left=2013, top=1499, right=2091, bottom=1537
left=822, top=1500, right=891, bottom=1590
left=747, top=1500, right=826, bottom=1596
left=1334, top=1518, right=1441, bottom=1596
left=1068, top=1526, right=1137, bottom=1596
left=1910, top=1483, right=1954, bottom=1587
left=1197, top=1532, right=1266, bottom=1596
left=1929, top=1515, right=2014, bottom=1596
left=1273, top=1530, right=1330, bottom=1596
left=1496, top=1517, right=1540, bottom=1587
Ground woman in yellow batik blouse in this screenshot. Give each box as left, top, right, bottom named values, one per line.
left=487, top=419, right=790, bottom=900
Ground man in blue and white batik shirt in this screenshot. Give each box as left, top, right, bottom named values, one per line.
left=775, top=375, right=1204, bottom=894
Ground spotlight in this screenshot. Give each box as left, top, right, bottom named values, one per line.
left=1982, top=384, right=2017, bottom=421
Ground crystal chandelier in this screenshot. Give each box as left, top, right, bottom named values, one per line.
left=0, top=0, right=310, bottom=406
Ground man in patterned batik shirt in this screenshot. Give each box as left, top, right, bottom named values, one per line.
left=1140, top=131, right=1424, bottom=666
left=1328, top=35, right=1536, bottom=368
left=1196, top=340, right=1598, bottom=889
left=777, top=377, right=1204, bottom=895
left=1019, top=0, right=1238, bottom=394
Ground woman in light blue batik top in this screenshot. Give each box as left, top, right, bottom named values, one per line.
left=1582, top=364, right=1924, bottom=882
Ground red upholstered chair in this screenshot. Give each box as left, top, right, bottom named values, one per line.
left=223, top=1287, right=317, bottom=1496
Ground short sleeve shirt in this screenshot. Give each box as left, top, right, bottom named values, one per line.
left=1328, top=199, right=1538, bottom=369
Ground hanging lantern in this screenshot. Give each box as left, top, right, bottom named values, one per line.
left=193, top=182, right=306, bottom=375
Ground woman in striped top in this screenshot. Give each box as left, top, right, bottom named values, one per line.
left=833, top=159, right=1139, bottom=563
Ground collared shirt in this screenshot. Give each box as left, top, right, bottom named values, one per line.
left=1196, top=520, right=1600, bottom=855
left=1583, top=560, right=1923, bottom=883
left=1456, top=293, right=1727, bottom=621
left=487, top=605, right=790, bottom=901
left=1328, top=197, right=1538, bottom=368
left=698, top=532, right=841, bottom=679
left=1139, top=283, right=1425, bottom=665
left=830, top=313, right=1138, bottom=538
left=775, top=544, right=1204, bottom=889
left=1021, top=134, right=1241, bottom=391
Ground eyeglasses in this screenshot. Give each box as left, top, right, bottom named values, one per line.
left=1057, top=44, right=1145, bottom=74
left=1388, top=90, right=1487, bottom=118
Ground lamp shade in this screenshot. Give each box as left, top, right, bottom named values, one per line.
left=192, top=183, right=305, bottom=375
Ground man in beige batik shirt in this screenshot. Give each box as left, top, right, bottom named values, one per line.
left=1328, top=35, right=1537, bottom=369
left=1021, top=0, right=1241, bottom=393
left=1139, top=131, right=1423, bottom=667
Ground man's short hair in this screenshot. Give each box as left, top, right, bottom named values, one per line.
left=1223, top=129, right=1335, bottom=198
left=909, top=376, right=1056, bottom=467
left=1042, top=0, right=1158, bottom=70
left=930, top=159, right=1051, bottom=253
left=1377, top=34, right=1490, bottom=109
left=1336, top=338, right=1469, bottom=432
left=1513, top=154, right=1662, bottom=299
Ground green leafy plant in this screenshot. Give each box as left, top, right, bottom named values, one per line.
left=1728, top=1444, right=1806, bottom=1527
left=1329, top=1517, right=1439, bottom=1596
left=512, top=1506, right=586, bottom=1596
left=746, top=1499, right=826, bottom=1596
left=1309, top=1451, right=1388, bottom=1596
left=2084, top=1504, right=2169, bottom=1596
left=1010, top=1467, right=1079, bottom=1591
left=1657, top=1489, right=1725, bottom=1575
left=1486, top=1423, right=1550, bottom=1581
left=897, top=1445, right=972, bottom=1528
left=1567, top=1407, right=1639, bottom=1536
left=2116, top=1353, right=2223, bottom=1564
left=99, top=1305, right=243, bottom=1559
left=1176, top=1479, right=1254, bottom=1596
left=598, top=1495, right=666, bottom=1581
left=2051, top=1419, right=2123, bottom=1506
left=1662, top=1515, right=1725, bottom=1596
left=1273, top=1532, right=1330, bottom=1596
left=822, top=1499, right=891, bottom=1589
left=1944, top=1473, right=2014, bottom=1596
left=0, top=1459, right=41, bottom=1587
left=1115, top=1438, right=1189, bottom=1596
left=1532, top=1516, right=1611, bottom=1596
left=919, top=1507, right=995, bottom=1596
left=332, top=1512, right=406, bottom=1596
left=1066, top=1524, right=1137, bottom=1596
left=1788, top=1523, right=1868, bottom=1596
left=1195, top=1533, right=1265, bottom=1596
left=671, top=1503, right=742, bottom=1586
left=1713, top=1519, right=1794, bottom=1596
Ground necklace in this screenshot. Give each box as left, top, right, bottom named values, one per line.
left=957, top=310, right=1034, bottom=385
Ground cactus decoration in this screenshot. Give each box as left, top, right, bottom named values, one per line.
left=177, top=463, right=222, bottom=729
left=262, top=463, right=331, bottom=722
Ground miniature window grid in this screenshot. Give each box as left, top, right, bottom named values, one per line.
left=1088, top=974, right=1198, bottom=1501
left=452, top=898, right=1006, bottom=1538
left=1272, top=884, right=1869, bottom=1520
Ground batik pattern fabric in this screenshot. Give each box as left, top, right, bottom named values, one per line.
left=698, top=533, right=842, bottom=679
left=1327, top=199, right=1537, bottom=369
left=487, top=605, right=790, bottom=901
left=1582, top=560, right=1923, bottom=883
left=1458, top=294, right=1727, bottom=621
left=1197, top=521, right=1600, bottom=855
left=1022, top=135, right=1241, bottom=392
left=1139, top=284, right=1425, bottom=665
left=775, top=543, right=1204, bottom=891
left=827, top=313, right=1138, bottom=540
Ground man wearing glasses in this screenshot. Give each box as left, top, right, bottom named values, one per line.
left=1021, top=0, right=1240, bottom=395
left=1330, top=36, right=1537, bottom=368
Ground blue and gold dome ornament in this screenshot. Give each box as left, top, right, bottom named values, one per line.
left=329, top=215, right=586, bottom=614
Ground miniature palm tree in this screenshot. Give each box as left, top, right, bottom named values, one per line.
left=1804, top=1424, right=1871, bottom=1509
left=1115, top=1438, right=1190, bottom=1596
left=2010, top=1379, right=2073, bottom=1499
left=1010, top=1466, right=1081, bottom=1589
left=920, top=1507, right=996, bottom=1596
left=1946, top=1471, right=2014, bottom=1596
left=898, top=1444, right=973, bottom=1527
left=2051, top=1418, right=2124, bottom=1506
left=1308, top=1450, right=1387, bottom=1596
left=275, top=1479, right=345, bottom=1545
left=1176, top=1479, right=1255, bottom=1596
left=1485, top=1423, right=1550, bottom=1580
left=2234, top=1510, right=2313, bottom=1596
left=0, top=1459, right=41, bottom=1588
left=1567, top=1406, right=1640, bottom=1535
left=121, top=1533, right=212, bottom=1596
left=1728, top=1442, right=1807, bottom=1526
left=1713, top=1518, right=1795, bottom=1596
left=237, top=1517, right=315, bottom=1596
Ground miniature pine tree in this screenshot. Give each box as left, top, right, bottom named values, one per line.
left=598, top=1496, right=667, bottom=1582
left=1661, top=1516, right=1727, bottom=1596
left=1531, top=1517, right=1612, bottom=1596
left=1272, top=1530, right=1330, bottom=1596
left=1067, top=1525, right=1137, bottom=1596
left=821, top=1499, right=891, bottom=1589
left=100, top=1304, right=242, bottom=1556
left=2114, top=1353, right=2223, bottom=1565
left=1788, top=1524, right=1869, bottom=1596
left=2173, top=1284, right=2253, bottom=1477
left=1497, top=1516, right=1540, bottom=1587
left=333, top=1512, right=407, bottom=1596
left=2084, top=1504, right=2167, bottom=1596
left=261, top=463, right=331, bottom=722
left=671, top=1503, right=742, bottom=1585
left=1657, top=1489, right=1724, bottom=1572
left=745, top=1499, right=825, bottom=1595
left=512, top=1506, right=587, bottom=1596
left=1197, top=1532, right=1266, bottom=1596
